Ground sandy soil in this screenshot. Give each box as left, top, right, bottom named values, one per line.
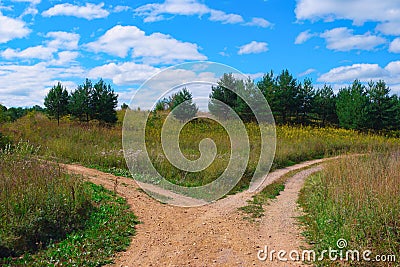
left=62, top=158, right=332, bottom=267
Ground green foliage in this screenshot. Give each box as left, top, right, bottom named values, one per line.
left=170, top=88, right=198, bottom=121
left=336, top=80, right=369, bottom=130
left=92, top=79, right=118, bottom=124
left=209, top=73, right=243, bottom=120
left=69, top=78, right=93, bottom=122
left=154, top=98, right=169, bottom=112
left=313, top=85, right=337, bottom=126
left=120, top=103, right=129, bottom=110
left=364, top=80, right=398, bottom=130
left=209, top=73, right=261, bottom=122
left=0, top=106, right=45, bottom=123
left=44, top=82, right=69, bottom=125
left=69, top=78, right=118, bottom=124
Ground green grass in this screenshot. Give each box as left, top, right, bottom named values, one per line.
left=239, top=182, right=284, bottom=220
left=0, top=183, right=139, bottom=266
left=298, top=153, right=400, bottom=266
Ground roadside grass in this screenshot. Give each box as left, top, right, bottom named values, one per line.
left=239, top=164, right=320, bottom=221
left=298, top=153, right=400, bottom=266
left=0, top=143, right=138, bottom=266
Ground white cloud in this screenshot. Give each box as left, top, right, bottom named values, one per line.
left=113, top=5, right=131, bottom=13
left=135, top=0, right=268, bottom=26
left=42, top=2, right=109, bottom=20
left=49, top=51, right=79, bottom=66
left=1, top=31, right=80, bottom=61
left=238, top=41, right=268, bottom=55
left=88, top=62, right=160, bottom=85
left=0, top=13, right=30, bottom=43
left=1, top=46, right=55, bottom=60
left=389, top=38, right=400, bottom=53
left=209, top=10, right=243, bottom=24
left=86, top=25, right=207, bottom=64
left=135, top=0, right=210, bottom=22
left=295, top=30, right=315, bottom=44
left=295, top=0, right=400, bottom=35
left=299, top=68, right=317, bottom=77
left=244, top=17, right=273, bottom=28
left=320, top=27, right=386, bottom=51
left=317, top=61, right=400, bottom=85
left=20, top=7, right=38, bottom=18
left=0, top=62, right=84, bottom=107
left=45, top=31, right=80, bottom=50
left=13, top=0, right=41, bottom=4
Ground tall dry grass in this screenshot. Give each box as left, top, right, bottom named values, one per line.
left=299, top=153, right=400, bottom=266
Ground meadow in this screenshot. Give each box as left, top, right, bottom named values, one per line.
left=1, top=111, right=399, bottom=191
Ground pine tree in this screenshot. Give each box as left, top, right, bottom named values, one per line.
left=336, top=80, right=368, bottom=130
left=92, top=79, right=118, bottom=124
left=69, top=79, right=93, bottom=122
left=44, top=82, right=69, bottom=125
left=170, top=88, right=198, bottom=122
left=314, top=85, right=337, bottom=126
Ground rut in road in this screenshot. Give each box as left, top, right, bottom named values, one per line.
left=63, top=158, right=334, bottom=266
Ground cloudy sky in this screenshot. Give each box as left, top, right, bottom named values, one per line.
left=1, top=0, right=400, bottom=107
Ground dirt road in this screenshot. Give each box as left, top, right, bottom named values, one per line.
left=63, top=158, right=330, bottom=266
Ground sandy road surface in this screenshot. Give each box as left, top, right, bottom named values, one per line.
left=62, top=158, right=332, bottom=266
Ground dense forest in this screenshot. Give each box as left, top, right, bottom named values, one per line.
left=155, top=70, right=400, bottom=132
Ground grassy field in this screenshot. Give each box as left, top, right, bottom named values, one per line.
left=0, top=140, right=138, bottom=266
left=1, top=111, right=399, bottom=191
left=299, top=153, right=399, bottom=266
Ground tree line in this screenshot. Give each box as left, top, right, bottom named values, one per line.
left=44, top=79, right=118, bottom=125
left=208, top=71, right=400, bottom=131
left=0, top=105, right=45, bottom=123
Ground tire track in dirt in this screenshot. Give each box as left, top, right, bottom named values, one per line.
left=62, top=158, right=336, bottom=266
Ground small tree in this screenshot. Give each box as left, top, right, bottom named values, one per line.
left=209, top=73, right=241, bottom=120
left=91, top=79, right=118, bottom=124
left=69, top=79, right=93, bottom=122
left=44, top=82, right=69, bottom=125
left=170, top=88, right=198, bottom=121
left=121, top=103, right=129, bottom=110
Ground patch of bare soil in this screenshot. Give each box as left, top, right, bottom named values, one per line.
left=62, top=158, right=331, bottom=266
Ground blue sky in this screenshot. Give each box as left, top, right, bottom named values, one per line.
left=1, top=0, right=400, bottom=108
